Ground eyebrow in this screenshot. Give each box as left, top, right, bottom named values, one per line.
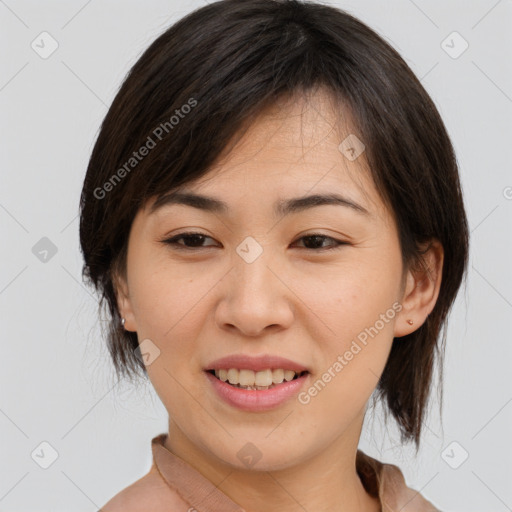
left=149, top=191, right=370, bottom=217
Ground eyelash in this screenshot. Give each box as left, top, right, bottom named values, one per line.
left=160, top=231, right=347, bottom=252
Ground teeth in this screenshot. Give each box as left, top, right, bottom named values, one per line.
left=272, top=368, right=284, bottom=383
left=227, top=368, right=239, bottom=384
left=284, top=370, right=296, bottom=382
left=255, top=369, right=272, bottom=387
left=213, top=368, right=303, bottom=388
left=239, top=369, right=254, bottom=386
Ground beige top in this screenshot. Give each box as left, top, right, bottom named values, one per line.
left=101, top=433, right=442, bottom=511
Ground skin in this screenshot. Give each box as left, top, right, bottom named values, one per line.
left=114, top=88, right=444, bottom=512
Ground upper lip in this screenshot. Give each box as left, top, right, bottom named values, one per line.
left=205, top=354, right=309, bottom=373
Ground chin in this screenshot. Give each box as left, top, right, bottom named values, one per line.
left=209, top=436, right=310, bottom=473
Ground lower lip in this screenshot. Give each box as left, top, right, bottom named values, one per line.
left=204, top=371, right=309, bottom=412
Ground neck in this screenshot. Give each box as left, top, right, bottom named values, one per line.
left=164, top=413, right=381, bottom=512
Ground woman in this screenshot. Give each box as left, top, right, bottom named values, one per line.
left=79, top=1, right=469, bottom=510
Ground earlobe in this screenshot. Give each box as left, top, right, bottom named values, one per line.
left=394, top=239, right=444, bottom=338
left=113, top=272, right=137, bottom=332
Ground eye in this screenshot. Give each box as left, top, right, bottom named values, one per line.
left=161, top=232, right=217, bottom=250
left=292, top=234, right=347, bottom=251
left=161, top=231, right=347, bottom=251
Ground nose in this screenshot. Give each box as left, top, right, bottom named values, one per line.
left=215, top=250, right=295, bottom=337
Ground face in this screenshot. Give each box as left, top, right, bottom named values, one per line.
left=117, top=90, right=415, bottom=471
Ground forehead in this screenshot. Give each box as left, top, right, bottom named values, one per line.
left=212, top=88, right=364, bottom=172
left=145, top=88, right=386, bottom=221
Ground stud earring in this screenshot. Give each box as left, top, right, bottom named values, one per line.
left=121, top=317, right=126, bottom=327
left=407, top=319, right=413, bottom=325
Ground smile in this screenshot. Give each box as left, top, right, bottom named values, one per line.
left=208, top=368, right=307, bottom=390
left=204, top=369, right=310, bottom=412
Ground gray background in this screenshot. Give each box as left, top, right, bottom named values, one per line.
left=1, top=0, right=511, bottom=510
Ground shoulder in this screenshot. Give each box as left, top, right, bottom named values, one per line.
left=357, top=450, right=442, bottom=512
left=378, top=460, right=442, bottom=511
left=99, top=462, right=189, bottom=512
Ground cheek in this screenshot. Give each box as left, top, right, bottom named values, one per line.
left=128, top=254, right=209, bottom=339
left=297, top=256, right=401, bottom=388
left=298, top=259, right=399, bottom=337
left=126, top=260, right=223, bottom=394
left=295, top=282, right=398, bottom=427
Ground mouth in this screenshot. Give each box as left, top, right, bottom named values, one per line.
left=205, top=368, right=309, bottom=390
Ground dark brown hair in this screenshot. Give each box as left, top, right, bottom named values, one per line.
left=79, top=0, right=469, bottom=449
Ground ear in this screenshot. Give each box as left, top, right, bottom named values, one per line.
left=112, top=270, right=137, bottom=332
left=394, top=239, right=444, bottom=338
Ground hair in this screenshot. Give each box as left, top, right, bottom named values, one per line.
left=79, top=0, right=469, bottom=450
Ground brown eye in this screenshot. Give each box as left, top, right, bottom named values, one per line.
left=293, top=234, right=346, bottom=251
left=161, top=232, right=347, bottom=252
left=162, top=232, right=217, bottom=249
